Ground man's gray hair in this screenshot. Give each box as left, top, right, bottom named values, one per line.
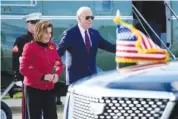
left=76, top=6, right=91, bottom=17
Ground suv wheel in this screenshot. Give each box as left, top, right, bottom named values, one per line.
left=1, top=101, right=12, bottom=119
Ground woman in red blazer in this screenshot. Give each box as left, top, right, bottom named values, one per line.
left=20, top=20, right=63, bottom=119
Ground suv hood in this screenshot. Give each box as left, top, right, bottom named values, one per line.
left=71, top=61, right=178, bottom=92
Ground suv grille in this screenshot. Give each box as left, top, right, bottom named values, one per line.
left=73, top=94, right=99, bottom=119
left=73, top=94, right=169, bottom=119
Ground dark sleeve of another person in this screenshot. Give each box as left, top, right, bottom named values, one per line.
left=12, top=37, right=24, bottom=81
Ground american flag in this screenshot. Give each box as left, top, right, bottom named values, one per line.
left=115, top=24, right=169, bottom=63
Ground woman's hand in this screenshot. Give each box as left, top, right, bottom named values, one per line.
left=44, top=74, right=58, bottom=83
left=44, top=74, right=53, bottom=81
left=51, top=74, right=59, bottom=83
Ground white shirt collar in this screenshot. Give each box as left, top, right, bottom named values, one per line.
left=78, top=24, right=88, bottom=33
left=78, top=24, right=92, bottom=46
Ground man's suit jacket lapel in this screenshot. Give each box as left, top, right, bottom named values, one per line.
left=75, top=25, right=89, bottom=54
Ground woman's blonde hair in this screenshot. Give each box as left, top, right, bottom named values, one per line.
left=34, top=20, right=53, bottom=42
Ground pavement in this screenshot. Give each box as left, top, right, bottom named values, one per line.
left=2, top=96, right=66, bottom=119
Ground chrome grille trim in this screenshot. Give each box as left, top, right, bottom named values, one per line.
left=73, top=87, right=176, bottom=101
left=71, top=92, right=173, bottom=119
left=161, top=101, right=176, bottom=119
left=69, top=88, right=176, bottom=119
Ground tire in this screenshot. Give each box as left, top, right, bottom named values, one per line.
left=1, top=101, right=12, bottom=119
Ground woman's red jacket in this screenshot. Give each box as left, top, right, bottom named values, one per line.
left=20, top=41, right=63, bottom=90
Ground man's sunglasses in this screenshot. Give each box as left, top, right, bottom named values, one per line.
left=26, top=20, right=40, bottom=24
left=85, top=16, right=94, bottom=20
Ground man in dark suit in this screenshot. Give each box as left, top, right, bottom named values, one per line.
left=58, top=6, right=116, bottom=85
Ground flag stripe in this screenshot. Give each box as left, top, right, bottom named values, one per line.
left=117, top=50, right=165, bottom=54
left=116, top=52, right=166, bottom=58
left=116, top=46, right=137, bottom=51
left=116, top=56, right=166, bottom=60
left=117, top=44, right=135, bottom=47
left=116, top=40, right=136, bottom=45
left=117, top=50, right=138, bottom=53
left=141, top=33, right=150, bottom=49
